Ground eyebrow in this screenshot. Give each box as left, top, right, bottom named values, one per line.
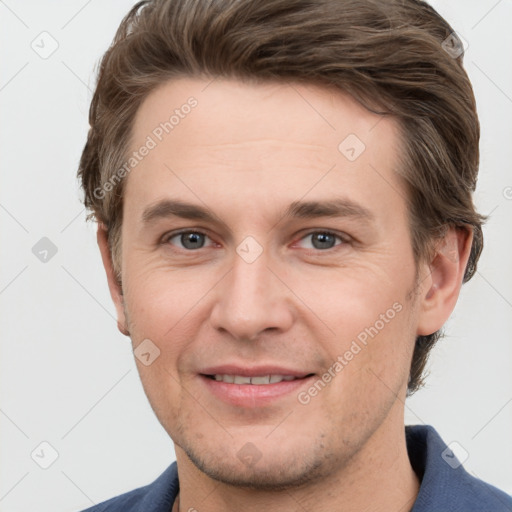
left=141, top=198, right=375, bottom=226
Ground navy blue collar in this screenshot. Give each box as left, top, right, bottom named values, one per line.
left=407, top=424, right=512, bottom=511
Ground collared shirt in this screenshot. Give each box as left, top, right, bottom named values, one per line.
left=79, top=425, right=512, bottom=511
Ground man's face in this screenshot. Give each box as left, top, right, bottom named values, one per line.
left=116, top=77, right=426, bottom=488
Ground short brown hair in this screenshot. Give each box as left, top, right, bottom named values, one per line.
left=78, top=0, right=485, bottom=395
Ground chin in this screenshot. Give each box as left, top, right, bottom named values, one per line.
left=178, top=435, right=342, bottom=491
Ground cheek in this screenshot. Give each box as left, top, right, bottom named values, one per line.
left=315, top=303, right=415, bottom=437
left=123, top=261, right=213, bottom=338
left=124, top=269, right=196, bottom=420
left=309, top=267, right=417, bottom=400
left=301, top=261, right=413, bottom=345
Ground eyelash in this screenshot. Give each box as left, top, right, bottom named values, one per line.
left=161, top=229, right=349, bottom=252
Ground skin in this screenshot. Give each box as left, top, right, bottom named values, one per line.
left=97, top=77, right=472, bottom=512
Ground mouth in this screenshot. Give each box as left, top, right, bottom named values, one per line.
left=202, top=373, right=315, bottom=385
left=199, top=372, right=317, bottom=407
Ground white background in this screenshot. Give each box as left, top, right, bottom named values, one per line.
left=1, top=1, right=511, bottom=511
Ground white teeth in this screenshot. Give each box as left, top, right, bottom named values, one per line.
left=212, top=374, right=298, bottom=385
left=250, top=375, right=270, bottom=385
left=233, top=375, right=251, bottom=385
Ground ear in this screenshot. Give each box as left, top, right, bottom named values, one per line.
left=416, top=226, right=473, bottom=336
left=97, top=224, right=129, bottom=336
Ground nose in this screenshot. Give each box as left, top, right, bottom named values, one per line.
left=209, top=245, right=294, bottom=341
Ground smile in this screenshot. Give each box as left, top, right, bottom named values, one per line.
left=200, top=373, right=316, bottom=407
left=207, top=374, right=307, bottom=385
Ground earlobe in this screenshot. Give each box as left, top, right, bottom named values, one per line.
left=96, top=224, right=130, bottom=337
left=416, top=226, right=473, bottom=336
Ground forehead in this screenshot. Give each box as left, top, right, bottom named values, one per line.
left=131, top=76, right=395, bottom=150
left=124, top=77, right=405, bottom=226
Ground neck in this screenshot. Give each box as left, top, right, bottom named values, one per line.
left=173, top=403, right=420, bottom=512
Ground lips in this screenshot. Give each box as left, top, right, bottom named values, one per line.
left=200, top=364, right=313, bottom=379
left=200, top=366, right=314, bottom=386
left=199, top=364, right=316, bottom=407
left=208, top=374, right=303, bottom=385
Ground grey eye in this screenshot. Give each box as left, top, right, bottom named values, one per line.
left=167, top=231, right=209, bottom=250
left=310, top=232, right=337, bottom=249
left=297, top=231, right=344, bottom=250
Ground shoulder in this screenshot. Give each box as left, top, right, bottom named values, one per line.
left=77, top=461, right=179, bottom=512
left=407, top=424, right=512, bottom=511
